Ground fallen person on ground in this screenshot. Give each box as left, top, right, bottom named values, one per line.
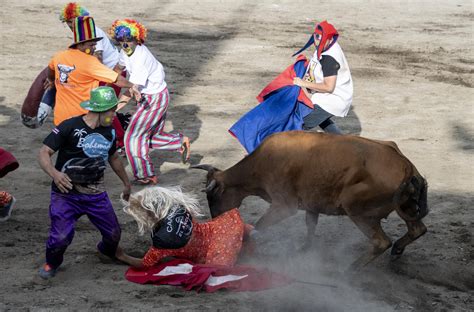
left=117, top=186, right=254, bottom=268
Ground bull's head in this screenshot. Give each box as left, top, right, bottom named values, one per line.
left=191, top=164, right=243, bottom=218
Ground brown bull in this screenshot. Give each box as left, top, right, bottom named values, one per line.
left=192, top=131, right=428, bottom=268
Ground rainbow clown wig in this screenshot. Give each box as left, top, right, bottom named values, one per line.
left=59, top=2, right=89, bottom=22
left=109, top=19, right=147, bottom=44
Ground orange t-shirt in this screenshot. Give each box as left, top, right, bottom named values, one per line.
left=48, top=49, right=119, bottom=125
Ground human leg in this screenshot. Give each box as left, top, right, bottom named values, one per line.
left=149, top=115, right=182, bottom=151
left=85, top=192, right=121, bottom=259
left=124, top=94, right=159, bottom=180
left=303, top=104, right=344, bottom=134
left=319, top=118, right=343, bottom=134
left=302, top=105, right=333, bottom=130
left=148, top=89, right=189, bottom=162
left=40, top=191, right=82, bottom=278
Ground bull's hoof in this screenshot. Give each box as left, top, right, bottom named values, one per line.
left=390, top=246, right=404, bottom=261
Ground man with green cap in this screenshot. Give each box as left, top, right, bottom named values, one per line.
left=37, top=86, right=131, bottom=279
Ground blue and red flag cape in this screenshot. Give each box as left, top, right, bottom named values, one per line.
left=229, top=55, right=313, bottom=154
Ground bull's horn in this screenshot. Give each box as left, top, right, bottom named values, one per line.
left=190, top=164, right=219, bottom=172
left=206, top=180, right=217, bottom=192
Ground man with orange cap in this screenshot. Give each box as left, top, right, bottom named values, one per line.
left=293, top=21, right=353, bottom=134
left=108, top=19, right=190, bottom=185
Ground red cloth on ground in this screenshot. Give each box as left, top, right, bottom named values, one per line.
left=142, top=209, right=246, bottom=267
left=0, top=148, right=19, bottom=178
left=126, top=258, right=292, bottom=292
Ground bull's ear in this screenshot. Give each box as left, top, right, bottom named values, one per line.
left=190, top=164, right=220, bottom=173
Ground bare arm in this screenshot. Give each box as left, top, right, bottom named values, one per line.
left=293, top=75, right=337, bottom=93
left=115, top=246, right=144, bottom=268
left=38, top=145, right=73, bottom=193
left=114, top=74, right=134, bottom=89
left=108, top=151, right=131, bottom=201
left=114, top=75, right=141, bottom=102
left=113, top=63, right=125, bottom=74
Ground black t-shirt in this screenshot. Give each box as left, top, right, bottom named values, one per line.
left=320, top=55, right=340, bottom=77
left=43, top=115, right=117, bottom=194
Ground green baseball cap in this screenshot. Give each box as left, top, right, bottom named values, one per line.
left=80, top=86, right=118, bottom=112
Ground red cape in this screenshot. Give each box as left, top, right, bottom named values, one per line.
left=256, top=55, right=313, bottom=108
left=125, top=258, right=292, bottom=292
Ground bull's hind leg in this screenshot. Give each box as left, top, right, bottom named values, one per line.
left=349, top=216, right=392, bottom=270
left=391, top=219, right=427, bottom=260
left=300, top=211, right=319, bottom=251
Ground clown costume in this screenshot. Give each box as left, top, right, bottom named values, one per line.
left=109, top=19, right=190, bottom=185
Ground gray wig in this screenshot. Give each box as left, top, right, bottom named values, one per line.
left=122, top=186, right=203, bottom=235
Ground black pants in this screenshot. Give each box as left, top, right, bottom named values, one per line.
left=303, top=105, right=343, bottom=134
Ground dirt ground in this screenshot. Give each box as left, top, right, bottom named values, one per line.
left=0, top=0, right=473, bottom=311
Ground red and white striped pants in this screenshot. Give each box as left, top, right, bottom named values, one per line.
left=124, top=88, right=182, bottom=179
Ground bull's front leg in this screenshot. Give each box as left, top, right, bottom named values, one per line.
left=300, top=211, right=319, bottom=251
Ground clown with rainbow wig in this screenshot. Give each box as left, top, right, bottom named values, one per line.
left=109, top=19, right=190, bottom=186
left=292, top=20, right=353, bottom=134
left=24, top=3, right=125, bottom=136
left=59, top=2, right=119, bottom=69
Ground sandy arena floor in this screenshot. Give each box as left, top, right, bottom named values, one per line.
left=0, top=0, right=472, bottom=311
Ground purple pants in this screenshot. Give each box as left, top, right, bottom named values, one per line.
left=46, top=190, right=121, bottom=269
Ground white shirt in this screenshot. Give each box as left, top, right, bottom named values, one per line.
left=306, top=42, right=353, bottom=117
left=118, top=45, right=167, bottom=95
left=95, top=27, right=120, bottom=69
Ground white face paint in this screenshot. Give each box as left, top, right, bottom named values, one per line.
left=119, top=40, right=137, bottom=56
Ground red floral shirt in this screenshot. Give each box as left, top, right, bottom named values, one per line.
left=142, top=209, right=245, bottom=267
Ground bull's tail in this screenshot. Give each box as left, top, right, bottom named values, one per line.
left=395, top=175, right=429, bottom=221
left=412, top=175, right=429, bottom=219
